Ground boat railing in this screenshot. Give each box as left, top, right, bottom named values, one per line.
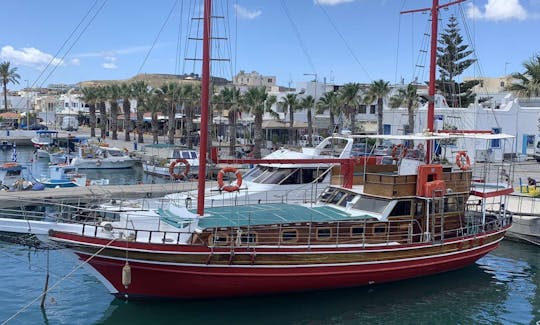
left=65, top=212, right=510, bottom=247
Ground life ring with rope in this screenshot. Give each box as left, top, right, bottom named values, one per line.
left=456, top=151, right=471, bottom=170
left=217, top=167, right=243, bottom=192
left=391, top=144, right=408, bottom=160
left=169, top=158, right=190, bottom=180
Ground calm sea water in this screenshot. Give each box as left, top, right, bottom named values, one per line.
left=1, top=147, right=539, bottom=324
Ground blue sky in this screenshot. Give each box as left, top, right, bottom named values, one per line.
left=2, top=0, right=539, bottom=90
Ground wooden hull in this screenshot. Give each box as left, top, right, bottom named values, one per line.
left=50, top=228, right=507, bottom=299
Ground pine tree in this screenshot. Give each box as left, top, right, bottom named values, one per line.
left=436, top=15, right=479, bottom=108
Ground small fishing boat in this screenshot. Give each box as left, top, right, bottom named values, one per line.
left=38, top=164, right=87, bottom=188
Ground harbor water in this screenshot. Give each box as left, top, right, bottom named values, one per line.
left=0, top=147, right=539, bottom=324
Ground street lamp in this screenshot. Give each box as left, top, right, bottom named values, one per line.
left=303, top=73, right=317, bottom=146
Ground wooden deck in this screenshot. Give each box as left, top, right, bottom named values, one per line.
left=0, top=182, right=203, bottom=208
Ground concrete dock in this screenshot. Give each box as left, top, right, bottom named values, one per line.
left=0, top=182, right=206, bottom=209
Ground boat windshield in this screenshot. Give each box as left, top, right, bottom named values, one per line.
left=352, top=196, right=389, bottom=214
left=243, top=165, right=326, bottom=184
left=173, top=150, right=197, bottom=159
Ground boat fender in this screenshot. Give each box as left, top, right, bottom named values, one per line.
left=185, top=197, right=192, bottom=209
left=455, top=151, right=471, bottom=170
left=169, top=158, right=190, bottom=180
left=122, top=262, right=131, bottom=289
left=217, top=167, right=243, bottom=192
left=96, top=160, right=102, bottom=167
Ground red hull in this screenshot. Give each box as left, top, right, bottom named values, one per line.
left=73, top=239, right=501, bottom=299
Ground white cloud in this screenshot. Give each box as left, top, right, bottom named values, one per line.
left=0, top=45, right=63, bottom=67
left=70, top=58, right=80, bottom=66
left=314, top=0, right=354, bottom=5
left=102, top=56, right=117, bottom=69
left=234, top=4, right=261, bottom=19
left=467, top=0, right=528, bottom=21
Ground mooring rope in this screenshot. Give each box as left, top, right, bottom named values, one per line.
left=2, top=237, right=117, bottom=325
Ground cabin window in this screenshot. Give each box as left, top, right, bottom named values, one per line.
left=320, top=187, right=338, bottom=202
left=210, top=233, right=229, bottom=245
left=241, top=233, right=257, bottom=244
left=338, top=193, right=356, bottom=207
left=373, top=224, right=387, bottom=235
left=281, top=169, right=301, bottom=185
left=281, top=230, right=298, bottom=242
left=330, top=191, right=346, bottom=204
left=389, top=201, right=412, bottom=217
left=350, top=226, right=365, bottom=237
left=353, top=196, right=389, bottom=214
left=316, top=228, right=332, bottom=240
left=491, top=128, right=501, bottom=148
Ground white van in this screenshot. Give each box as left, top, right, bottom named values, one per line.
left=61, top=116, right=78, bottom=131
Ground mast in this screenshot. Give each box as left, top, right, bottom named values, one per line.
left=197, top=0, right=211, bottom=216
left=401, top=0, right=466, bottom=163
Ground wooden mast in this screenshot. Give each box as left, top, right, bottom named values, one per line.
left=197, top=0, right=211, bottom=216
left=401, top=0, right=466, bottom=163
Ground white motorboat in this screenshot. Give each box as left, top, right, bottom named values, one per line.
left=142, top=147, right=200, bottom=179
left=69, top=142, right=138, bottom=169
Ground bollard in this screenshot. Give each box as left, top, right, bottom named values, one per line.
left=133, top=141, right=138, bottom=151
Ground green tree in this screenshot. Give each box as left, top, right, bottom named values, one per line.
left=215, top=87, right=241, bottom=156
left=279, top=93, right=300, bottom=145
left=119, top=83, right=133, bottom=141
left=179, top=83, right=200, bottom=149
left=80, top=87, right=98, bottom=138
left=0, top=61, right=20, bottom=112
left=95, top=87, right=108, bottom=139
left=105, top=84, right=121, bottom=140
left=436, top=15, right=478, bottom=107
left=339, top=83, right=361, bottom=133
left=300, top=95, right=315, bottom=146
left=132, top=81, right=149, bottom=144
left=242, top=87, right=269, bottom=158
left=389, top=83, right=420, bottom=136
left=158, top=82, right=182, bottom=145
left=366, top=80, right=391, bottom=137
left=317, top=90, right=339, bottom=135
left=506, top=54, right=540, bottom=97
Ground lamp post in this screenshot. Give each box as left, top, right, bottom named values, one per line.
left=25, top=80, right=29, bottom=129
left=303, top=73, right=317, bottom=147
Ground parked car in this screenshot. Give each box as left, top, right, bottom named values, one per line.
left=22, top=124, right=48, bottom=130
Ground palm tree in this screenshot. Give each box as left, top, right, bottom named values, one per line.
left=80, top=87, right=98, bottom=138
left=279, top=93, right=299, bottom=145
left=339, top=83, right=361, bottom=133
left=300, top=95, right=315, bottom=146
left=95, top=87, right=108, bottom=139
left=242, top=87, right=269, bottom=158
left=389, top=83, right=420, bottom=136
left=0, top=61, right=20, bottom=112
left=366, top=79, right=391, bottom=137
left=147, top=90, right=166, bottom=144
left=132, top=81, right=149, bottom=144
left=507, top=54, right=540, bottom=97
left=215, top=87, right=241, bottom=156
left=180, top=83, right=200, bottom=149
left=159, top=82, right=181, bottom=145
left=105, top=84, right=121, bottom=140
left=119, top=83, right=133, bottom=141
left=317, top=90, right=339, bottom=134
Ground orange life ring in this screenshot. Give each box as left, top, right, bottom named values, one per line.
left=456, top=151, right=471, bottom=170
left=2, top=162, right=18, bottom=168
left=169, top=158, right=190, bottom=180
left=217, top=167, right=242, bottom=192
left=391, top=144, right=408, bottom=160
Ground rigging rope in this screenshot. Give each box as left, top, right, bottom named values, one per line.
left=136, top=0, right=179, bottom=74
left=280, top=0, right=317, bottom=75
left=315, top=2, right=371, bottom=81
